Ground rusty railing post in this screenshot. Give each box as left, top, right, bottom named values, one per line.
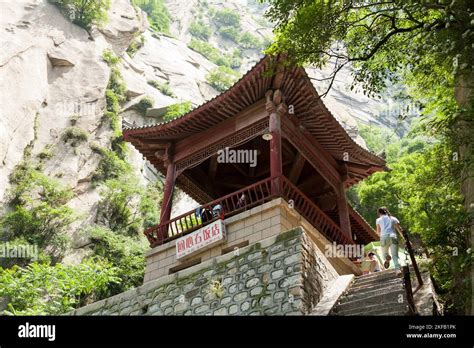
left=401, top=229, right=423, bottom=288
left=402, top=265, right=417, bottom=315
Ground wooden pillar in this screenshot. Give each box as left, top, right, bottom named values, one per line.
left=266, top=90, right=283, bottom=195
left=336, top=182, right=353, bottom=242
left=160, top=159, right=175, bottom=225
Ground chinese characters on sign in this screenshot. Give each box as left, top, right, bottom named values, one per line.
left=176, top=220, right=226, bottom=259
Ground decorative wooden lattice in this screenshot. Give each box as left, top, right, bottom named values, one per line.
left=175, top=118, right=269, bottom=175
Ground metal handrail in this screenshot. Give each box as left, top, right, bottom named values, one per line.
left=401, top=228, right=423, bottom=291
left=402, top=265, right=417, bottom=315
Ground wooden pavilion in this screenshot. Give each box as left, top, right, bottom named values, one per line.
left=123, top=54, right=385, bottom=252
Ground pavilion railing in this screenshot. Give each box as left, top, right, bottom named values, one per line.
left=145, top=176, right=277, bottom=247
left=145, top=175, right=352, bottom=247
left=279, top=176, right=353, bottom=245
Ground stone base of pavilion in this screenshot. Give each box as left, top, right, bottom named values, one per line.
left=145, top=198, right=361, bottom=283
left=70, top=224, right=360, bottom=316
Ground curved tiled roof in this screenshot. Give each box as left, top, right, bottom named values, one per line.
left=124, top=54, right=386, bottom=180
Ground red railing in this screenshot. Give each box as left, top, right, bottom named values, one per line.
left=145, top=175, right=352, bottom=247
left=280, top=176, right=353, bottom=245
left=145, top=177, right=277, bottom=247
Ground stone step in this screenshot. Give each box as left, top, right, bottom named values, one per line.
left=344, top=309, right=408, bottom=316
left=334, top=301, right=407, bottom=316
left=335, top=289, right=406, bottom=312
left=339, top=283, right=403, bottom=304
left=354, top=269, right=397, bottom=281
left=349, top=278, right=402, bottom=293
left=353, top=271, right=399, bottom=285
left=352, top=274, right=401, bottom=288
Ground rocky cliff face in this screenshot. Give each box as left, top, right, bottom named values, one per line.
left=0, top=0, right=408, bottom=261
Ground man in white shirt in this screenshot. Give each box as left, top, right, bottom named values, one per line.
left=376, top=207, right=402, bottom=274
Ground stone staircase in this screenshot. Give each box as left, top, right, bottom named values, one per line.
left=330, top=270, right=411, bottom=316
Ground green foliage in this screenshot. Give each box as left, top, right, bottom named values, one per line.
left=188, top=39, right=222, bottom=63
left=96, top=175, right=162, bottom=234
left=212, top=8, right=240, bottom=28
left=92, top=148, right=132, bottom=184
left=102, top=49, right=119, bottom=66
left=107, top=68, right=127, bottom=103
left=136, top=96, right=154, bottom=114
left=84, top=225, right=148, bottom=295
left=61, top=126, right=89, bottom=146
left=349, top=131, right=470, bottom=313
left=49, top=0, right=111, bottom=30
left=1, top=164, right=75, bottom=260
left=218, top=26, right=240, bottom=42
left=238, top=32, right=262, bottom=50
left=90, top=142, right=106, bottom=156
left=102, top=56, right=127, bottom=133
left=163, top=101, right=193, bottom=121
left=187, top=39, right=237, bottom=68
left=133, top=0, right=171, bottom=33
left=266, top=0, right=474, bottom=313
left=206, top=66, right=240, bottom=92
left=37, top=145, right=54, bottom=160
left=0, top=259, right=119, bottom=315
left=147, top=80, right=175, bottom=97
left=189, top=20, right=211, bottom=40
left=126, top=35, right=145, bottom=57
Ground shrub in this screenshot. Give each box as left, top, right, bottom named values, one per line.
left=230, top=48, right=242, bottom=68
left=188, top=39, right=221, bottom=62
left=188, top=40, right=233, bottom=68
left=85, top=225, right=148, bottom=296
left=111, top=135, right=128, bottom=160
left=37, top=145, right=53, bottom=160
left=92, top=149, right=132, bottom=183
left=213, top=8, right=240, bottom=28
left=107, top=68, right=126, bottom=103
left=132, top=0, right=171, bottom=33
left=62, top=126, right=89, bottom=146
left=136, top=96, right=154, bottom=114
left=238, top=32, right=262, bottom=49
left=102, top=110, right=120, bottom=132
left=218, top=26, right=240, bottom=42
left=1, top=163, right=75, bottom=260
left=95, top=175, right=161, bottom=235
left=126, top=35, right=145, bottom=57
left=189, top=21, right=211, bottom=40
left=102, top=49, right=119, bottom=66
left=163, top=101, right=193, bottom=121
left=90, top=142, right=106, bottom=156
left=147, top=80, right=175, bottom=97
left=0, top=259, right=119, bottom=315
left=206, top=66, right=240, bottom=92
left=49, top=0, right=111, bottom=30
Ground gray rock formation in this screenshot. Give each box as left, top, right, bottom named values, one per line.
left=0, top=0, right=410, bottom=263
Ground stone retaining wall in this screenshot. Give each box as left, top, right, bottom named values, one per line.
left=71, top=227, right=338, bottom=316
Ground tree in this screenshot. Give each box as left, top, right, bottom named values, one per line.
left=266, top=0, right=473, bottom=314
left=206, top=66, right=240, bottom=92
left=133, top=0, right=171, bottom=33
left=50, top=0, right=111, bottom=30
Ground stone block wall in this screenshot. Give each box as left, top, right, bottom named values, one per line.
left=71, top=227, right=338, bottom=316
left=144, top=198, right=359, bottom=283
